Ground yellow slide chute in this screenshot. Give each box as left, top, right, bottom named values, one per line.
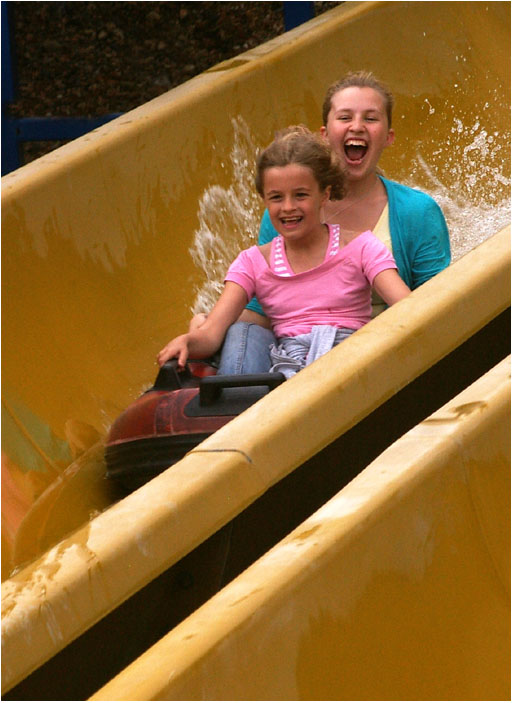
left=2, top=2, right=509, bottom=700
left=92, top=357, right=510, bottom=702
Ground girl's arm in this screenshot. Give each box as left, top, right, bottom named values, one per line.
left=157, top=282, right=249, bottom=368
left=409, top=199, right=451, bottom=288
left=372, top=268, right=411, bottom=306
left=187, top=306, right=272, bottom=332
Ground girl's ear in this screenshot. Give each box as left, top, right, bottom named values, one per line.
left=322, top=185, right=331, bottom=205
left=386, top=128, right=395, bottom=147
left=319, top=125, right=328, bottom=141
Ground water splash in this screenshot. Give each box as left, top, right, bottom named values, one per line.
left=411, top=97, right=510, bottom=261
left=409, top=146, right=510, bottom=262
left=189, top=117, right=262, bottom=315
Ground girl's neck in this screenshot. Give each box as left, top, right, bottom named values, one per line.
left=282, top=223, right=329, bottom=273
left=283, top=222, right=327, bottom=249
left=322, top=172, right=387, bottom=238
left=344, top=172, right=383, bottom=200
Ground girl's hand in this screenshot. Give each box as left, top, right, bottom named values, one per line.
left=157, top=281, right=249, bottom=369
left=157, top=334, right=190, bottom=368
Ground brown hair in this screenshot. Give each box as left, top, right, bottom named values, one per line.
left=321, top=70, right=395, bottom=127
left=255, top=125, right=345, bottom=200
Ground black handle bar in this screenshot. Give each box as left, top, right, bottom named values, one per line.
left=199, top=372, right=285, bottom=406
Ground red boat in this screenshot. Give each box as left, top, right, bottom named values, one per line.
left=105, top=360, right=284, bottom=493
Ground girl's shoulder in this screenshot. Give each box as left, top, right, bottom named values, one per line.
left=341, top=230, right=392, bottom=261
left=258, top=241, right=272, bottom=254
left=231, top=244, right=265, bottom=268
left=380, top=176, right=441, bottom=211
left=235, top=243, right=271, bottom=271
left=339, top=228, right=377, bottom=248
left=257, top=241, right=272, bottom=267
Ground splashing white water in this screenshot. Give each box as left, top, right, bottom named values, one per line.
left=408, top=149, right=510, bottom=262
left=409, top=99, right=511, bottom=261
left=189, top=117, right=262, bottom=315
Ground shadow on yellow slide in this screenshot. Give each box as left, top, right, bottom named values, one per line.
left=1, top=1, right=510, bottom=699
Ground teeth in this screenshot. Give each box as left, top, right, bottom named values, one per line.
left=345, top=139, right=367, bottom=146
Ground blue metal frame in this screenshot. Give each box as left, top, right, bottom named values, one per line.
left=1, top=1, right=315, bottom=176
left=2, top=0, right=20, bottom=175
left=284, top=1, right=315, bottom=31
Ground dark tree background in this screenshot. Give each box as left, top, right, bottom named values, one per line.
left=7, top=1, right=342, bottom=163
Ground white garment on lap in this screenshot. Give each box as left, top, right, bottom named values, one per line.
left=269, top=325, right=355, bottom=379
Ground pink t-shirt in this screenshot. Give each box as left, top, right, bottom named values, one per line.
left=225, top=224, right=397, bottom=337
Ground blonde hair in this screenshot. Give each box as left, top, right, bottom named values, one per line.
left=255, top=125, right=345, bottom=200
left=322, top=70, right=395, bottom=127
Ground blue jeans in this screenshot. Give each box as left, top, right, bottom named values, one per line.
left=218, top=321, right=277, bottom=375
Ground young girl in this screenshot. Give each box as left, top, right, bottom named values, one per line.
left=157, top=126, right=410, bottom=376
left=190, top=71, right=450, bottom=375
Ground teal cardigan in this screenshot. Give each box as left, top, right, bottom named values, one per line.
left=246, top=176, right=451, bottom=315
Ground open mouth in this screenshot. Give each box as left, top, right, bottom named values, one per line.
left=344, top=139, right=368, bottom=163
left=280, top=216, right=302, bottom=226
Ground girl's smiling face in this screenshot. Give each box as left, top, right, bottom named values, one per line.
left=262, top=164, right=330, bottom=242
left=321, top=86, right=395, bottom=182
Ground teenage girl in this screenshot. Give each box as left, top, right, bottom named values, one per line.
left=192, top=71, right=451, bottom=375
left=157, top=126, right=410, bottom=374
